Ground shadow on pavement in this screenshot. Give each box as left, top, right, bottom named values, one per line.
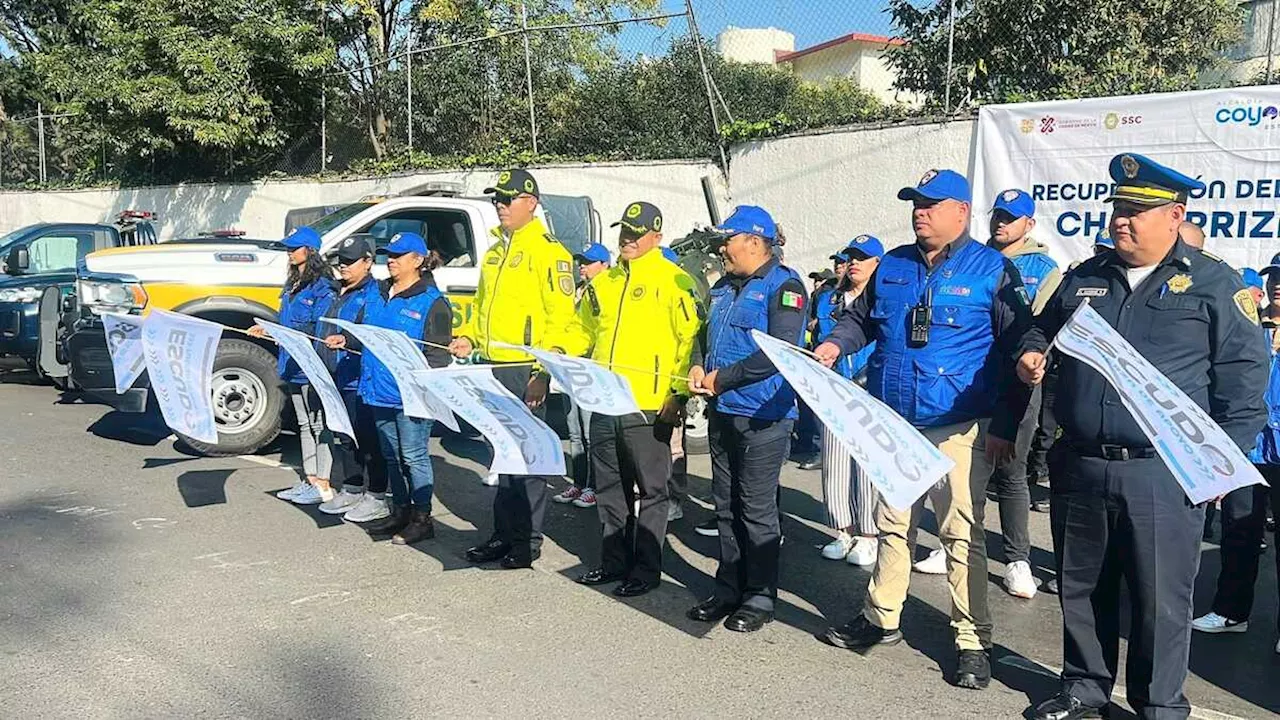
left=176, top=469, right=237, bottom=507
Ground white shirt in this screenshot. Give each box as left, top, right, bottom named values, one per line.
left=1125, top=264, right=1159, bottom=292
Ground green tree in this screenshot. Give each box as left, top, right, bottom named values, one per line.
left=886, top=0, right=1245, bottom=109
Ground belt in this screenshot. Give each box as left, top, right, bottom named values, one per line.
left=1065, top=439, right=1156, bottom=461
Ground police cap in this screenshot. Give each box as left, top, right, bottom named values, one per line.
left=484, top=169, right=540, bottom=199
left=1104, top=153, right=1206, bottom=206
left=611, top=201, right=664, bottom=235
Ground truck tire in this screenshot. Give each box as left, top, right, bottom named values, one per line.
left=684, top=395, right=709, bottom=455
left=178, top=338, right=283, bottom=457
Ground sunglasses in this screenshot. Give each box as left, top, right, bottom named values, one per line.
left=490, top=193, right=533, bottom=207
left=336, top=256, right=368, bottom=267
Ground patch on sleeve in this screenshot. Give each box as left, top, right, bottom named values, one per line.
left=1015, top=286, right=1032, bottom=307
left=781, top=290, right=805, bottom=310
left=558, top=275, right=575, bottom=296
left=556, top=260, right=571, bottom=273
left=1234, top=288, right=1260, bottom=325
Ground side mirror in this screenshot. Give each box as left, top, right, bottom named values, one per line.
left=5, top=245, right=28, bottom=275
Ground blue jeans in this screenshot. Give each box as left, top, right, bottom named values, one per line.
left=566, top=399, right=592, bottom=489
left=373, top=407, right=435, bottom=510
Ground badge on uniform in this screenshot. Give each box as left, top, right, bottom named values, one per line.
left=1075, top=287, right=1108, bottom=297
left=781, top=291, right=805, bottom=310
left=556, top=260, right=570, bottom=273
left=1234, top=288, right=1260, bottom=325
left=558, top=275, right=574, bottom=296
left=509, top=252, right=524, bottom=268
left=1165, top=274, right=1193, bottom=294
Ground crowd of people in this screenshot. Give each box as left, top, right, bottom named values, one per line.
left=252, top=158, right=1277, bottom=720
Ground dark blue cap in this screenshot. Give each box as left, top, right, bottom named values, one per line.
left=1094, top=231, right=1114, bottom=250
left=992, top=188, right=1035, bottom=219
left=714, top=205, right=777, bottom=242
left=845, top=234, right=885, bottom=260
left=1241, top=268, right=1265, bottom=290
left=1261, top=252, right=1280, bottom=276
left=829, top=249, right=851, bottom=262
left=1105, top=153, right=1206, bottom=206
left=660, top=246, right=679, bottom=264
left=378, top=232, right=428, bottom=256
left=282, top=226, right=321, bottom=250
left=574, top=243, right=611, bottom=265
left=898, top=169, right=972, bottom=204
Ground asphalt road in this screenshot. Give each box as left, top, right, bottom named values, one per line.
left=0, top=362, right=1277, bottom=719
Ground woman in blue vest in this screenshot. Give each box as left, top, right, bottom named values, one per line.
left=251, top=226, right=336, bottom=506
left=331, top=232, right=453, bottom=546
left=317, top=236, right=389, bottom=522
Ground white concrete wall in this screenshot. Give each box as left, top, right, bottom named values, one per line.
left=0, top=160, right=728, bottom=244
left=727, top=120, right=976, bottom=276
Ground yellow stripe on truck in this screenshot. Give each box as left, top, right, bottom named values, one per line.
left=91, top=243, right=218, bottom=258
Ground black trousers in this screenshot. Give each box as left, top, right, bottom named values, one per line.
left=487, top=364, right=548, bottom=558
left=340, top=389, right=387, bottom=494
left=992, top=383, right=1042, bottom=563
left=1210, top=465, right=1280, bottom=622
left=590, top=412, right=674, bottom=584
left=709, top=410, right=792, bottom=612
left=1027, top=355, right=1060, bottom=482
left=1050, top=446, right=1203, bottom=719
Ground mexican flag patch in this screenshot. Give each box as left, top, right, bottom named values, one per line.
left=781, top=291, right=805, bottom=309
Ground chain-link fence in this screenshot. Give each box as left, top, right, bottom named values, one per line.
left=4, top=0, right=1277, bottom=188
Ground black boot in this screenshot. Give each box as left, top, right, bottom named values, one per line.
left=365, top=504, right=410, bottom=536
left=392, top=509, right=435, bottom=545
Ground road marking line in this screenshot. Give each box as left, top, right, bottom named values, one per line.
left=237, top=455, right=296, bottom=471
left=996, top=656, right=1247, bottom=720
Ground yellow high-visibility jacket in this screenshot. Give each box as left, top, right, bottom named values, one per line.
left=573, top=247, right=702, bottom=411
left=458, top=217, right=586, bottom=362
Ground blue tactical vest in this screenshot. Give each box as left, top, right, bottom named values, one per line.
left=277, top=278, right=335, bottom=384
left=867, top=239, right=1005, bottom=428
left=1009, top=252, right=1058, bottom=304
left=706, top=263, right=805, bottom=421
left=320, top=278, right=381, bottom=392
left=358, top=284, right=448, bottom=410
left=814, top=286, right=840, bottom=342
left=1250, top=326, right=1280, bottom=464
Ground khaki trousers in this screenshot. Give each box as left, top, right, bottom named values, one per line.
left=863, top=419, right=994, bottom=651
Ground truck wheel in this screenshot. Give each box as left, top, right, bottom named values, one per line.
left=178, top=338, right=283, bottom=457
left=684, top=395, right=709, bottom=455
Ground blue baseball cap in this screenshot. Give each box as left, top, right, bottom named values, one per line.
left=1105, top=153, right=1206, bottom=206
left=1241, top=268, right=1265, bottom=291
left=378, top=232, right=428, bottom=256
left=282, top=226, right=321, bottom=251
left=714, top=205, right=777, bottom=243
left=992, top=189, right=1035, bottom=219
left=574, top=243, right=611, bottom=265
left=845, top=234, right=885, bottom=260
left=1094, top=231, right=1114, bottom=250
left=660, top=246, right=679, bottom=264
left=897, top=169, right=972, bottom=204
left=1260, top=252, right=1280, bottom=276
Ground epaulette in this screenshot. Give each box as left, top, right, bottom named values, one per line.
left=543, top=233, right=559, bottom=244
left=1197, top=248, right=1227, bottom=264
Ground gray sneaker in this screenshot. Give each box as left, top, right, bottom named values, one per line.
left=667, top=501, right=684, bottom=522
left=344, top=493, right=390, bottom=523
left=319, top=490, right=364, bottom=515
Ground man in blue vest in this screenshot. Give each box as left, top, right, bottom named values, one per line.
left=684, top=205, right=808, bottom=633
left=812, top=169, right=1032, bottom=691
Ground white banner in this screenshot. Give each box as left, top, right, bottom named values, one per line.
left=102, top=312, right=146, bottom=394
left=142, top=309, right=222, bottom=444
left=257, top=320, right=354, bottom=443
left=1054, top=302, right=1266, bottom=504
left=751, top=330, right=955, bottom=511
left=973, top=87, right=1280, bottom=270
left=413, top=368, right=565, bottom=476
left=324, top=319, right=459, bottom=432
left=495, top=342, right=642, bottom=417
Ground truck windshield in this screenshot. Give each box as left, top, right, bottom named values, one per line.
left=307, top=202, right=377, bottom=235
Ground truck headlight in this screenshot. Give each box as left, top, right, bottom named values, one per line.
left=78, top=278, right=147, bottom=314
left=0, top=286, right=44, bottom=303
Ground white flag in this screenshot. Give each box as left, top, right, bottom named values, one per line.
left=142, top=309, right=222, bottom=444
left=1054, top=302, right=1266, bottom=504
left=751, top=330, right=955, bottom=511
left=413, top=367, right=566, bottom=476
left=495, top=342, right=642, bottom=417
left=324, top=318, right=459, bottom=432
left=102, top=312, right=146, bottom=394
left=257, top=320, right=354, bottom=443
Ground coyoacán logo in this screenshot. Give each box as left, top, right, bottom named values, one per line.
left=1215, top=103, right=1279, bottom=127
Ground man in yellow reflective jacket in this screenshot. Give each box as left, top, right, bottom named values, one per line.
left=570, top=201, right=702, bottom=597
left=452, top=169, right=587, bottom=569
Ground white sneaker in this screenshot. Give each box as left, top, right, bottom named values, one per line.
left=482, top=471, right=500, bottom=487
left=913, top=548, right=947, bottom=575
left=290, top=484, right=323, bottom=505
left=319, top=490, right=363, bottom=515
left=343, top=493, right=390, bottom=523
left=1004, top=560, right=1038, bottom=599
left=1191, top=612, right=1248, bottom=634
left=821, top=531, right=856, bottom=560
left=667, top=501, right=684, bottom=522
left=847, top=537, right=878, bottom=567
left=275, top=480, right=309, bottom=501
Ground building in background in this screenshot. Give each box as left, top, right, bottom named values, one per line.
left=1215, top=0, right=1279, bottom=83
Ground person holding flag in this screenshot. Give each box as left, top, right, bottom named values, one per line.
left=569, top=201, right=701, bottom=598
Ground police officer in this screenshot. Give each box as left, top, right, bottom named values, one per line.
left=451, top=169, right=587, bottom=569
left=1018, top=154, right=1268, bottom=720
left=571, top=202, right=700, bottom=597
left=813, top=169, right=1031, bottom=691
left=684, top=205, right=808, bottom=633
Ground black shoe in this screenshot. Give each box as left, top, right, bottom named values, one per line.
left=465, top=538, right=511, bottom=564
left=1031, top=499, right=1051, bottom=513
left=724, top=606, right=773, bottom=632
left=391, top=509, right=434, bottom=545
left=364, top=505, right=410, bottom=536
left=1032, top=692, right=1105, bottom=720
left=576, top=568, right=626, bottom=586
left=612, top=578, right=658, bottom=597
left=686, top=597, right=736, bottom=623
left=1042, top=577, right=1059, bottom=595
left=499, top=550, right=540, bottom=569
left=694, top=519, right=719, bottom=537
left=798, top=457, right=822, bottom=471
left=821, top=615, right=902, bottom=652
left=954, top=649, right=991, bottom=690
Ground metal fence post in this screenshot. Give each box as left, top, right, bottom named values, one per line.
left=1266, top=0, right=1277, bottom=82
left=944, top=0, right=957, bottom=115
left=321, top=81, right=328, bottom=172
left=522, top=3, right=538, bottom=154
left=37, top=103, right=47, bottom=184
left=684, top=0, right=728, bottom=170
left=407, top=47, right=414, bottom=154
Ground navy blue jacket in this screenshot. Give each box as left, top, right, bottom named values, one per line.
left=358, top=276, right=453, bottom=410
left=277, top=277, right=335, bottom=385
left=319, top=276, right=381, bottom=392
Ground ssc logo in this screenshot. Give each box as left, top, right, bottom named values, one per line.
left=498, top=171, right=512, bottom=185
left=626, top=204, right=643, bottom=218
